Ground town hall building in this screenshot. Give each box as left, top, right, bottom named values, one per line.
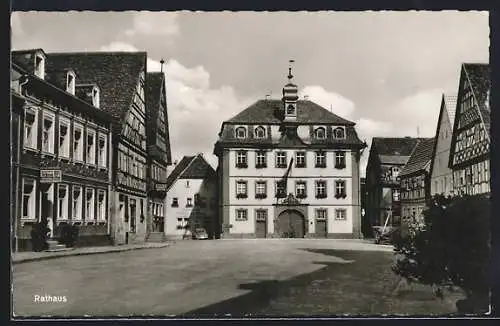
left=213, top=65, right=366, bottom=239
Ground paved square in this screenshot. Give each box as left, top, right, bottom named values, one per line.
left=12, top=239, right=462, bottom=317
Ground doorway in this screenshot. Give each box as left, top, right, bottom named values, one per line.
left=277, top=210, right=305, bottom=238
left=40, top=183, right=54, bottom=238
left=315, top=218, right=327, bottom=238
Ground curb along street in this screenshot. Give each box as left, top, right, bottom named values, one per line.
left=12, top=242, right=174, bottom=265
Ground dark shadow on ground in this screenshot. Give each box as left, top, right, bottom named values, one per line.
left=182, top=249, right=460, bottom=318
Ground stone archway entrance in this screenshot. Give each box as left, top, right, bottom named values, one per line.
left=277, top=209, right=305, bottom=238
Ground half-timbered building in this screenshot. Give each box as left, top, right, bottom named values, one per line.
left=449, top=63, right=490, bottom=196
left=400, top=138, right=435, bottom=223
left=44, top=51, right=150, bottom=244
left=364, top=137, right=422, bottom=233
left=145, top=71, right=172, bottom=242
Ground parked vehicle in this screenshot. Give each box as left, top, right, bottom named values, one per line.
left=192, top=228, right=209, bottom=240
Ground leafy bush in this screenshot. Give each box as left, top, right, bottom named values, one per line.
left=58, top=224, right=80, bottom=247
left=392, top=194, right=491, bottom=313
left=30, top=221, right=50, bottom=252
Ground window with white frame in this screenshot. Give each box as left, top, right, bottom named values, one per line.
left=315, top=208, right=327, bottom=220
left=86, top=129, right=96, bottom=165
left=295, top=181, right=307, bottom=198
left=236, top=180, right=248, bottom=198
left=335, top=209, right=347, bottom=220
left=276, top=151, right=287, bottom=168
left=57, top=184, right=69, bottom=220
left=97, top=190, right=106, bottom=221
left=315, top=151, right=326, bottom=167
left=42, top=113, right=55, bottom=153
left=72, top=186, right=83, bottom=220
left=335, top=151, right=346, bottom=168
left=315, top=127, right=326, bottom=139
left=34, top=54, right=45, bottom=79
left=73, top=124, right=84, bottom=161
left=335, top=180, right=346, bottom=198
left=255, top=209, right=267, bottom=221
left=255, top=181, right=267, bottom=198
left=235, top=126, right=247, bottom=139
left=66, top=71, right=76, bottom=95
left=92, top=87, right=100, bottom=108
left=85, top=188, right=95, bottom=220
left=186, top=197, right=193, bottom=207
left=24, top=108, right=37, bottom=149
left=295, top=152, right=306, bottom=168
left=236, top=150, right=248, bottom=168
left=254, top=126, right=266, bottom=139
left=172, top=197, right=179, bottom=207
left=59, top=118, right=70, bottom=158
left=22, top=179, right=36, bottom=219
left=316, top=180, right=327, bottom=198
left=98, top=134, right=107, bottom=168
left=333, top=127, right=345, bottom=139
left=255, top=151, right=267, bottom=168
left=235, top=209, right=248, bottom=221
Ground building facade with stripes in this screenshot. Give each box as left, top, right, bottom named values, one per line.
left=213, top=67, right=366, bottom=239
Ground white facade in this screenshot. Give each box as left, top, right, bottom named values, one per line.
left=165, top=178, right=217, bottom=239
left=430, top=96, right=456, bottom=197
left=221, top=146, right=359, bottom=237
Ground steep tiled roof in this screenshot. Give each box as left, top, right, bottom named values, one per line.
left=443, top=94, right=457, bottom=126
left=372, top=137, right=423, bottom=156
left=180, top=155, right=216, bottom=180
left=400, top=138, right=435, bottom=177
left=165, top=156, right=194, bottom=191
left=227, top=99, right=355, bottom=125
left=165, top=155, right=216, bottom=191
left=463, top=63, right=490, bottom=132
left=44, top=52, right=146, bottom=126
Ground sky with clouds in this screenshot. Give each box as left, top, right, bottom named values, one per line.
left=11, top=11, right=489, bottom=176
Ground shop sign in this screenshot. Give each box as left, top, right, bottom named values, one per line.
left=40, top=169, right=62, bottom=183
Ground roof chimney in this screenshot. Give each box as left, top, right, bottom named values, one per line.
left=160, top=58, right=165, bottom=73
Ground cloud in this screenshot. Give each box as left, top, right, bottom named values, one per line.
left=98, top=41, right=254, bottom=168
left=355, top=88, right=444, bottom=176
left=11, top=12, right=23, bottom=37
left=299, top=85, right=356, bottom=118
left=125, top=11, right=180, bottom=37
left=355, top=118, right=396, bottom=177
left=99, top=41, right=140, bottom=52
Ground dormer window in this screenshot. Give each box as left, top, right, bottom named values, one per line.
left=34, top=53, right=45, bottom=79
left=66, top=71, right=76, bottom=95
left=92, top=87, right=100, bottom=108
left=235, top=126, right=247, bottom=139
left=315, top=127, right=326, bottom=139
left=254, top=126, right=266, bottom=139
left=333, top=127, right=345, bottom=139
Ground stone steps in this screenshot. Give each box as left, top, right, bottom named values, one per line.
left=45, top=240, right=68, bottom=252
left=146, top=232, right=167, bottom=243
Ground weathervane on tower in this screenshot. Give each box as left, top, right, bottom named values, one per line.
left=288, top=59, right=295, bottom=81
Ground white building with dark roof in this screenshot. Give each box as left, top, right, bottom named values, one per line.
left=165, top=154, right=217, bottom=239
left=213, top=65, right=366, bottom=239
left=429, top=94, right=457, bottom=197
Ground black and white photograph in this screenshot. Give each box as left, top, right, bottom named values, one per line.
left=9, top=8, right=493, bottom=319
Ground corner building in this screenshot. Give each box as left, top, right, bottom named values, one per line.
left=214, top=69, right=366, bottom=239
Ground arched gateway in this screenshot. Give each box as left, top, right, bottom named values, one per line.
left=276, top=209, right=305, bottom=238
left=274, top=193, right=308, bottom=238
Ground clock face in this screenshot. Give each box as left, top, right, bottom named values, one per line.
left=287, top=104, right=295, bottom=114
